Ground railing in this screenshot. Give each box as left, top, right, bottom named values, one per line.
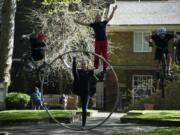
left=43, top=94, right=78, bottom=109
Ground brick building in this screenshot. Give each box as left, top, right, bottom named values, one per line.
left=105, top=1, right=180, bottom=109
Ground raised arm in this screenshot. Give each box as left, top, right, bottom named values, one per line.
left=106, top=5, right=117, bottom=23
left=74, top=19, right=90, bottom=27
left=72, top=57, right=79, bottom=81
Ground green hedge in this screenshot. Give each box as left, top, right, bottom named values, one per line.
left=5, top=92, right=31, bottom=109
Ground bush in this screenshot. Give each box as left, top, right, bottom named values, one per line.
left=5, top=92, right=31, bottom=109
left=126, top=82, right=180, bottom=111
left=172, top=64, right=180, bottom=73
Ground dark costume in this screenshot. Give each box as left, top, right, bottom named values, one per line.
left=29, top=36, right=46, bottom=61
left=72, top=57, right=97, bottom=127
left=89, top=21, right=108, bottom=70
left=151, top=33, right=174, bottom=60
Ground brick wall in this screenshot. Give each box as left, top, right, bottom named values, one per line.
left=103, top=31, right=156, bottom=110
left=108, top=32, right=154, bottom=66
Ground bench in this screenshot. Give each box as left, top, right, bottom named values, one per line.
left=43, top=94, right=78, bottom=109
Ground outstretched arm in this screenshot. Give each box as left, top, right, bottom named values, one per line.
left=106, top=5, right=117, bottom=23
left=74, top=19, right=90, bottom=26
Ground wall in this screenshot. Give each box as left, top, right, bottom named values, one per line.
left=105, top=31, right=156, bottom=110
left=108, top=31, right=154, bottom=66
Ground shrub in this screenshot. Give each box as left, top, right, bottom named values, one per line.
left=126, top=82, right=180, bottom=111
left=5, top=92, right=31, bottom=109
left=172, top=64, right=180, bottom=73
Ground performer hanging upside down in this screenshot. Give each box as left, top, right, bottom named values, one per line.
left=74, top=5, right=117, bottom=73
left=72, top=57, right=98, bottom=127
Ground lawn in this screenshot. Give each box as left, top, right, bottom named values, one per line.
left=110, top=127, right=180, bottom=135
left=0, top=109, right=97, bottom=121
left=0, top=110, right=77, bottom=121
left=126, top=110, right=180, bottom=121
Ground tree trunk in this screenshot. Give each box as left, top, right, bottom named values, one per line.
left=0, top=0, right=16, bottom=85
left=0, top=0, right=16, bottom=109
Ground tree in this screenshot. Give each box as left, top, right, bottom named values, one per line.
left=0, top=0, right=16, bottom=108
left=15, top=0, right=114, bottom=94
left=29, top=0, right=112, bottom=76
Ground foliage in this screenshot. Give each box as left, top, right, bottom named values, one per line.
left=42, top=0, right=80, bottom=5
left=172, top=64, right=180, bottom=73
left=5, top=92, right=31, bottom=109
left=27, top=0, right=112, bottom=78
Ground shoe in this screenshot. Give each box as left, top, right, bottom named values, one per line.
left=81, top=127, right=85, bottom=131
left=97, top=72, right=104, bottom=81
left=156, top=71, right=160, bottom=80
left=167, top=70, right=171, bottom=76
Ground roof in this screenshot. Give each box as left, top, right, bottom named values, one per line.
left=108, top=1, right=180, bottom=26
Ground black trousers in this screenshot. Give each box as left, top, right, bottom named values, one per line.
left=79, top=93, right=90, bottom=127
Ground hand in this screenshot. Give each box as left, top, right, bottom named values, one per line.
left=149, top=41, right=153, bottom=47
left=21, top=34, right=29, bottom=39
left=113, top=5, right=117, bottom=11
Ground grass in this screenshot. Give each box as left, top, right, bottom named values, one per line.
left=126, top=110, right=180, bottom=121
left=110, top=127, right=180, bottom=135
left=0, top=110, right=78, bottom=121
left=0, top=109, right=97, bottom=121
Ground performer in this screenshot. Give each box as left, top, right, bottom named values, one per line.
left=72, top=57, right=97, bottom=127
left=74, top=5, right=117, bottom=73
left=145, top=26, right=177, bottom=78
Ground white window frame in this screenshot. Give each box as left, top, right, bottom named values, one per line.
left=132, top=75, right=154, bottom=104
left=133, top=31, right=152, bottom=53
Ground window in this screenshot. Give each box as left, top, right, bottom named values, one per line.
left=133, top=32, right=152, bottom=52
left=132, top=75, right=154, bottom=103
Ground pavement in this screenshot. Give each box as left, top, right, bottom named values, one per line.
left=0, top=112, right=158, bottom=135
